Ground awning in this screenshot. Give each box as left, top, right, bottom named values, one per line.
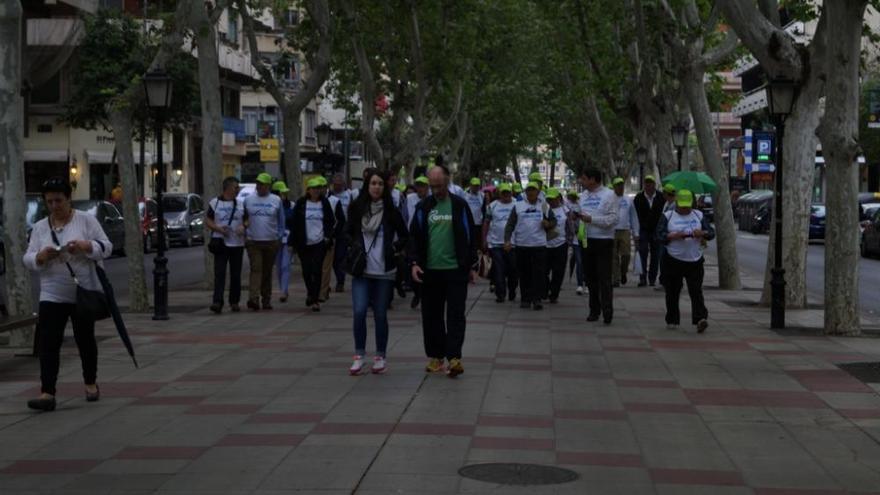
left=85, top=150, right=172, bottom=164
left=24, top=150, right=67, bottom=162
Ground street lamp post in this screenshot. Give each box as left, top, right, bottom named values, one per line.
left=143, top=70, right=173, bottom=321
left=672, top=125, right=688, bottom=172
left=766, top=77, right=797, bottom=330
left=315, top=123, right=332, bottom=175
left=636, top=147, right=648, bottom=184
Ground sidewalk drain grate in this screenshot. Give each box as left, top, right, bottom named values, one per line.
left=837, top=362, right=880, bottom=383
left=458, top=463, right=579, bottom=485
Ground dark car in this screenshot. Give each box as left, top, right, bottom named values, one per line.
left=162, top=193, right=206, bottom=247
left=0, top=194, right=49, bottom=275
left=697, top=194, right=714, bottom=223
left=751, top=204, right=771, bottom=235
left=72, top=200, right=126, bottom=255
left=862, top=205, right=880, bottom=257
left=809, top=204, right=825, bottom=241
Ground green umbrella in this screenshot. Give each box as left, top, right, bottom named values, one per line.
left=662, top=171, right=717, bottom=194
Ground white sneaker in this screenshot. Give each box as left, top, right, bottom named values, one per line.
left=349, top=356, right=366, bottom=375
left=576, top=286, right=584, bottom=295
left=371, top=356, right=387, bottom=374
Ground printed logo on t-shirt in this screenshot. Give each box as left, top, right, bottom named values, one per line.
left=428, top=209, right=453, bottom=224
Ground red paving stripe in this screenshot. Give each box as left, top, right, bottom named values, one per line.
left=248, top=368, right=310, bottom=375
left=186, top=404, right=262, bottom=415
left=762, top=350, right=811, bottom=356
left=17, top=382, right=163, bottom=398
left=555, top=409, right=628, bottom=421
left=743, top=337, right=788, bottom=344
left=650, top=468, right=745, bottom=486
left=312, top=422, right=395, bottom=435
left=216, top=434, right=305, bottom=447
left=684, top=389, right=827, bottom=409
left=753, top=489, right=856, bottom=495
left=616, top=379, right=679, bottom=389
left=838, top=409, right=880, bottom=420
left=493, top=363, right=552, bottom=372
left=176, top=374, right=239, bottom=382
left=557, top=451, right=643, bottom=467
left=248, top=413, right=325, bottom=423
left=603, top=346, right=654, bottom=353
left=552, top=349, right=604, bottom=356
left=478, top=415, right=555, bottom=428
left=650, top=340, right=752, bottom=351
left=133, top=396, right=207, bottom=406
left=1, top=459, right=101, bottom=474
left=625, top=402, right=697, bottom=414
left=394, top=423, right=475, bottom=436
left=471, top=436, right=555, bottom=451
left=787, top=369, right=874, bottom=393
left=552, top=371, right=613, bottom=379
left=598, top=334, right=645, bottom=340
left=115, top=446, right=206, bottom=460
left=496, top=352, right=552, bottom=360
left=286, top=345, right=339, bottom=352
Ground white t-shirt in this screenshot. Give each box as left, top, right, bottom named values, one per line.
left=209, top=197, right=246, bottom=247
left=547, top=206, right=568, bottom=248
left=511, top=199, right=547, bottom=248
left=406, top=192, right=426, bottom=226
left=578, top=186, right=619, bottom=240
left=464, top=191, right=484, bottom=225
left=23, top=211, right=113, bottom=304
left=615, top=195, right=640, bottom=236
left=665, top=210, right=705, bottom=262
left=244, top=193, right=285, bottom=242
left=486, top=200, right=515, bottom=247
left=332, top=189, right=352, bottom=219
left=304, top=200, right=325, bottom=245
left=363, top=226, right=395, bottom=277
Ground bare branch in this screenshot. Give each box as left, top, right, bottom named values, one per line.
left=702, top=28, right=739, bottom=67
left=717, top=0, right=803, bottom=80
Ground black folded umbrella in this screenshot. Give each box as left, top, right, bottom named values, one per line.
left=95, top=264, right=138, bottom=368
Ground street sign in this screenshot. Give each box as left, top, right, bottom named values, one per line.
left=260, top=138, right=280, bottom=162
left=869, top=89, right=880, bottom=128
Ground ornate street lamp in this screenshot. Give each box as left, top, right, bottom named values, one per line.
left=671, top=125, right=688, bottom=171
left=315, top=123, right=332, bottom=175
left=143, top=70, right=173, bottom=321
left=636, top=147, right=648, bottom=184
left=766, top=77, right=797, bottom=330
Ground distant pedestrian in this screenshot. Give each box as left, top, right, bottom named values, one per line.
left=565, top=190, right=586, bottom=294
left=611, top=178, right=639, bottom=287
left=505, top=181, right=555, bottom=310
left=319, top=176, right=345, bottom=302
left=331, top=173, right=353, bottom=293
left=465, top=178, right=485, bottom=252
left=483, top=183, right=518, bottom=303
left=206, top=176, right=246, bottom=313
left=544, top=188, right=568, bottom=304
left=271, top=180, right=294, bottom=303
left=409, top=166, right=478, bottom=378
left=633, top=175, right=665, bottom=287
left=110, top=182, right=123, bottom=204
left=346, top=170, right=408, bottom=375
left=24, top=177, right=112, bottom=412
left=290, top=177, right=337, bottom=312
left=513, top=183, right=524, bottom=201
left=576, top=168, right=620, bottom=324
left=656, top=190, right=714, bottom=333
left=244, top=173, right=286, bottom=311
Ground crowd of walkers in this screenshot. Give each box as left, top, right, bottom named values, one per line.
left=21, top=163, right=714, bottom=411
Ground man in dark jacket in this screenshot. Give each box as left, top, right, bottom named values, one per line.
left=633, top=175, right=665, bottom=286
left=409, top=166, right=478, bottom=378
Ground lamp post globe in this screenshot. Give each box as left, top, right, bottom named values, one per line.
left=672, top=125, right=687, bottom=171
left=316, top=123, right=332, bottom=150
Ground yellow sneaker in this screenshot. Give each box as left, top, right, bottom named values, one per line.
left=447, top=358, right=464, bottom=378
left=425, top=358, right=444, bottom=373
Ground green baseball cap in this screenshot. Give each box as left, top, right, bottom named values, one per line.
left=612, top=177, right=625, bottom=186
left=676, top=189, right=694, bottom=207
left=498, top=183, right=512, bottom=193
left=663, top=183, right=677, bottom=194
left=513, top=183, right=523, bottom=193
left=315, top=176, right=329, bottom=187
left=528, top=172, right=542, bottom=181
left=271, top=180, right=289, bottom=193
left=545, top=187, right=561, bottom=199
left=526, top=181, right=540, bottom=190
left=566, top=189, right=579, bottom=198
left=469, top=177, right=482, bottom=186
left=256, top=172, right=273, bottom=184
left=414, top=176, right=429, bottom=185
left=645, top=175, right=656, bottom=183
left=395, top=183, right=407, bottom=192
left=306, top=177, right=323, bottom=189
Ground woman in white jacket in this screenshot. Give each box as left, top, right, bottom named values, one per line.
left=23, top=177, right=112, bottom=412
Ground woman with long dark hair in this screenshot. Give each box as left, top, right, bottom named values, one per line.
left=346, top=170, right=408, bottom=375
left=23, top=177, right=113, bottom=411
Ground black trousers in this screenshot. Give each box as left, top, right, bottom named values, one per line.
left=638, top=228, right=660, bottom=284
left=421, top=269, right=468, bottom=360
left=489, top=247, right=518, bottom=300
left=212, top=245, right=244, bottom=306
left=583, top=238, right=614, bottom=318
left=516, top=246, right=547, bottom=304
left=546, top=244, right=568, bottom=301
left=38, top=302, right=97, bottom=395
left=663, top=254, right=708, bottom=325
left=300, top=242, right=327, bottom=304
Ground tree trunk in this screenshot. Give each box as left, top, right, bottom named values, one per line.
left=108, top=109, right=149, bottom=311
left=817, top=0, right=866, bottom=335
left=282, top=109, right=303, bottom=199
left=192, top=0, right=223, bottom=289
left=652, top=109, right=677, bottom=177
left=0, top=0, right=34, bottom=344
left=682, top=66, right=741, bottom=290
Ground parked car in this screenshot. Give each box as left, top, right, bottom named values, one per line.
left=751, top=205, right=771, bottom=235
left=0, top=194, right=49, bottom=275
left=72, top=200, right=126, bottom=255
left=162, top=193, right=206, bottom=247
left=735, top=190, right=773, bottom=232
left=138, top=197, right=170, bottom=253
left=697, top=194, right=714, bottom=223
left=809, top=204, right=826, bottom=240
left=862, top=205, right=880, bottom=257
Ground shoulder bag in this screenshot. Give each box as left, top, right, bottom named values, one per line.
left=344, top=227, right=380, bottom=277
left=49, top=221, right=110, bottom=321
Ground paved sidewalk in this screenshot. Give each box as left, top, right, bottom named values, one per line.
left=2, top=258, right=880, bottom=494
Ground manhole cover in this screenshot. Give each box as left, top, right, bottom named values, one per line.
left=458, top=463, right=579, bottom=486
left=838, top=362, right=880, bottom=383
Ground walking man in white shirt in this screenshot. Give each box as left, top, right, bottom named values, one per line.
left=482, top=183, right=518, bottom=303
left=244, top=173, right=286, bottom=311
left=464, top=177, right=485, bottom=253
left=577, top=168, right=620, bottom=324
left=611, top=177, right=640, bottom=287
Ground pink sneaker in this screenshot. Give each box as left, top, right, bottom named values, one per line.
left=349, top=356, right=366, bottom=376
left=371, top=356, right=387, bottom=374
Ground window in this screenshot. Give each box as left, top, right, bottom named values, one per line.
left=99, top=0, right=123, bottom=11
left=226, top=16, right=238, bottom=45
left=284, top=9, right=299, bottom=27
left=220, top=87, right=240, bottom=118
left=31, top=71, right=61, bottom=105
left=304, top=109, right=316, bottom=145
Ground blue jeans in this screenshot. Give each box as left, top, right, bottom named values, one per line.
left=570, top=243, right=585, bottom=286
left=276, top=245, right=292, bottom=295
left=351, top=276, right=394, bottom=357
